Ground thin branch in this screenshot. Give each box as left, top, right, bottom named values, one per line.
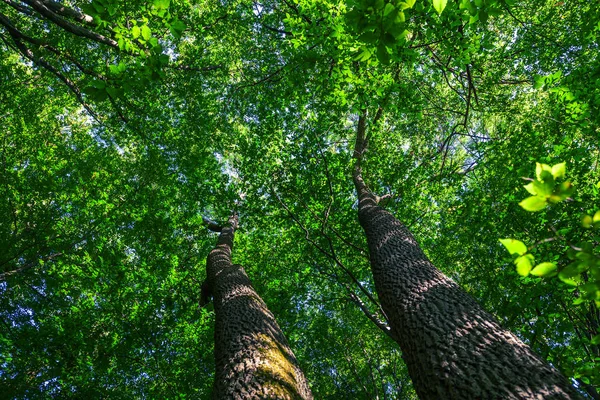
left=274, top=189, right=385, bottom=316
left=261, top=23, right=292, bottom=36
left=466, top=63, right=479, bottom=106
left=284, top=186, right=368, bottom=256
left=202, top=216, right=223, bottom=232
left=347, top=285, right=396, bottom=341
left=234, top=63, right=287, bottom=91
left=168, top=64, right=224, bottom=73
left=2, top=0, right=34, bottom=15
left=0, top=252, right=62, bottom=281
left=0, top=11, right=100, bottom=119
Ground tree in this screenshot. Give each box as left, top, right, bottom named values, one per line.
left=202, top=213, right=312, bottom=399
left=352, top=111, right=582, bottom=398
left=1, top=0, right=598, bottom=398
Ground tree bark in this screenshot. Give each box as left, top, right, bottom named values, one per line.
left=204, top=214, right=313, bottom=400
left=352, top=114, right=582, bottom=399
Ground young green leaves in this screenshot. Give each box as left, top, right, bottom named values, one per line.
left=432, top=0, right=448, bottom=15
left=501, top=162, right=600, bottom=307
left=346, top=0, right=414, bottom=65
left=499, top=239, right=526, bottom=256
left=581, top=211, right=600, bottom=229
left=499, top=239, right=557, bottom=277
left=519, top=162, right=573, bottom=211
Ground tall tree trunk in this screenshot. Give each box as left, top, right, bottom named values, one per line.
left=352, top=114, right=582, bottom=399
left=203, top=214, right=313, bottom=400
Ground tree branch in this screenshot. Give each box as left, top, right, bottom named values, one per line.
left=0, top=11, right=99, bottom=119
left=202, top=216, right=223, bottom=232
left=21, top=0, right=118, bottom=48
left=40, top=0, right=95, bottom=25
left=0, top=252, right=62, bottom=282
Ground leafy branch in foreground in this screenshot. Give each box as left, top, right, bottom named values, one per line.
left=500, top=161, right=600, bottom=342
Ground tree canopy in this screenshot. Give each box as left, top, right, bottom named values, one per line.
left=1, top=0, right=598, bottom=398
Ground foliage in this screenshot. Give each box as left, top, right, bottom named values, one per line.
left=500, top=162, right=599, bottom=302
left=499, top=162, right=600, bottom=386
left=1, top=0, right=599, bottom=398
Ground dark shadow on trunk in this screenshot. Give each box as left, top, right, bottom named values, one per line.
left=352, top=112, right=582, bottom=399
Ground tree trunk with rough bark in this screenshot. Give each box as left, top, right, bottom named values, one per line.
left=352, top=113, right=582, bottom=399
left=203, top=214, right=313, bottom=400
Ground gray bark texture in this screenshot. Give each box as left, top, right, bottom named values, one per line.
left=204, top=215, right=313, bottom=400
left=353, top=167, right=582, bottom=399
left=351, top=112, right=582, bottom=399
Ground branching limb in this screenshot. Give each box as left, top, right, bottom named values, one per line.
left=375, top=193, right=393, bottom=206
left=40, top=0, right=95, bottom=25
left=202, top=216, right=223, bottom=232
left=274, top=189, right=387, bottom=320
left=0, top=16, right=99, bottom=119
left=21, top=0, right=118, bottom=48
left=346, top=284, right=397, bottom=341
left=2, top=0, right=34, bottom=16
left=0, top=252, right=62, bottom=282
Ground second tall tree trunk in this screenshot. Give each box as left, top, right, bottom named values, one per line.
left=352, top=113, right=581, bottom=399
left=203, top=214, right=313, bottom=399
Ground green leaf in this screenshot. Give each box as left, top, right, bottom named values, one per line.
left=515, top=254, right=535, bottom=276
left=132, top=25, right=140, bottom=39
left=91, top=79, right=106, bottom=89
left=479, top=9, right=488, bottom=23
left=534, top=75, right=544, bottom=89
left=92, top=88, right=108, bottom=101
left=580, top=282, right=599, bottom=298
left=170, top=19, right=187, bottom=33
left=376, top=44, right=391, bottom=65
left=106, top=86, right=121, bottom=98
left=381, top=33, right=396, bottom=46
left=499, top=239, right=527, bottom=255
left=93, top=2, right=106, bottom=14
left=388, top=23, right=408, bottom=39
left=81, top=4, right=96, bottom=15
left=532, top=177, right=554, bottom=197
left=551, top=162, right=566, bottom=179
left=142, top=25, right=152, bottom=41
left=557, top=181, right=574, bottom=197
left=549, top=180, right=573, bottom=203
left=153, top=0, right=170, bottom=9
left=581, top=377, right=591, bottom=385
left=353, top=47, right=372, bottom=62
left=519, top=196, right=547, bottom=212
left=384, top=3, right=396, bottom=16
left=524, top=182, right=537, bottom=195
left=558, top=263, right=582, bottom=285
left=535, top=162, right=552, bottom=180
left=82, top=86, right=98, bottom=96
left=591, top=334, right=600, bottom=345
left=358, top=31, right=378, bottom=44
left=582, top=214, right=593, bottom=228
left=432, top=0, right=447, bottom=14
left=159, top=54, right=170, bottom=65
left=530, top=262, right=557, bottom=277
